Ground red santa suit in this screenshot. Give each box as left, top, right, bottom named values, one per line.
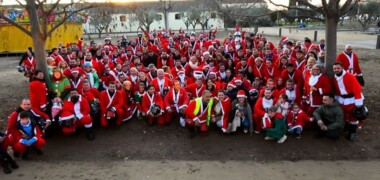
left=97, top=60, right=115, bottom=76
left=59, top=95, right=93, bottom=134
left=264, top=66, right=281, bottom=81
left=120, top=89, right=137, bottom=122
left=333, top=70, right=364, bottom=124
left=303, top=73, right=332, bottom=115
left=253, top=64, right=267, bottom=80
left=21, top=56, right=36, bottom=71
left=6, top=109, right=50, bottom=148
left=13, top=119, right=45, bottom=154
left=185, top=82, right=206, bottom=99
left=141, top=92, right=166, bottom=125
left=69, top=77, right=84, bottom=93
left=51, top=54, right=64, bottom=65
left=253, top=96, right=278, bottom=133
left=151, top=77, right=173, bottom=96
left=29, top=79, right=49, bottom=119
left=281, top=69, right=304, bottom=92
left=217, top=97, right=231, bottom=133
left=184, top=97, right=215, bottom=132
left=336, top=52, right=362, bottom=75
left=291, top=59, right=307, bottom=73
left=286, top=109, right=312, bottom=132
left=279, top=87, right=302, bottom=106
left=99, top=90, right=125, bottom=127
left=164, top=88, right=190, bottom=123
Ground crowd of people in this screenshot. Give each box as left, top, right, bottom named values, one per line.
left=1, top=26, right=368, bottom=174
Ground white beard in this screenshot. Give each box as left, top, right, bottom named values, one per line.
left=179, top=74, right=185, bottom=81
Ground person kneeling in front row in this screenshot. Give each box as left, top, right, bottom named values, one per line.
left=263, top=106, right=288, bottom=143
left=313, top=94, right=344, bottom=139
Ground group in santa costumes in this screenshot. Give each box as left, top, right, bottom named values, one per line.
left=10, top=25, right=370, bottom=147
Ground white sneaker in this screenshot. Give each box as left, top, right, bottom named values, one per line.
left=179, top=117, right=186, bottom=127
left=264, top=136, right=274, bottom=140
left=277, top=135, right=287, bottom=144
left=243, top=128, right=248, bottom=133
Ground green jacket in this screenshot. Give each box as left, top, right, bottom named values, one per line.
left=313, top=101, right=344, bottom=130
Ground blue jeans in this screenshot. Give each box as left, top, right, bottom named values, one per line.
left=289, top=126, right=302, bottom=135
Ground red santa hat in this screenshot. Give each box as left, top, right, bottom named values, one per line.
left=237, top=90, right=246, bottom=98
left=194, top=66, right=203, bottom=73
left=227, top=82, right=236, bottom=88
left=234, top=78, right=242, bottom=84
left=209, top=69, right=217, bottom=75
left=126, top=46, right=133, bottom=51
left=281, top=36, right=289, bottom=43
left=202, top=64, right=210, bottom=70
left=136, top=46, right=143, bottom=52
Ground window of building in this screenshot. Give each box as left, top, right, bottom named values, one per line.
left=211, top=12, right=217, bottom=19
left=120, top=15, right=126, bottom=22
left=175, top=13, right=181, bottom=20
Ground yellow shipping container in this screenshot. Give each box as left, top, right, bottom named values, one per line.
left=0, top=22, right=83, bottom=53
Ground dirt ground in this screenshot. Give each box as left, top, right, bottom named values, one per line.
left=0, top=39, right=379, bottom=179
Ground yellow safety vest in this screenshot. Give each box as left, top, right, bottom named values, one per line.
left=193, top=97, right=213, bottom=126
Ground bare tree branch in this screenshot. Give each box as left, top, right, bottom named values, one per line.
left=45, top=0, right=62, bottom=16
left=267, top=0, right=323, bottom=14
left=0, top=14, right=32, bottom=36
left=15, top=0, right=25, bottom=6
left=340, top=0, right=358, bottom=15
left=46, top=5, right=95, bottom=37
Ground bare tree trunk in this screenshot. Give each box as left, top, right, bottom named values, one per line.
left=32, top=33, right=48, bottom=79
left=26, top=0, right=49, bottom=84
left=98, top=29, right=102, bottom=38
left=324, top=17, right=338, bottom=79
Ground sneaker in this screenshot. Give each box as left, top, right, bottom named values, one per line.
left=264, top=136, right=274, bottom=140
left=179, top=117, right=186, bottom=127
left=254, top=130, right=260, bottom=134
left=277, top=135, right=287, bottom=144
left=243, top=128, right=248, bottom=134
left=296, top=134, right=301, bottom=139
